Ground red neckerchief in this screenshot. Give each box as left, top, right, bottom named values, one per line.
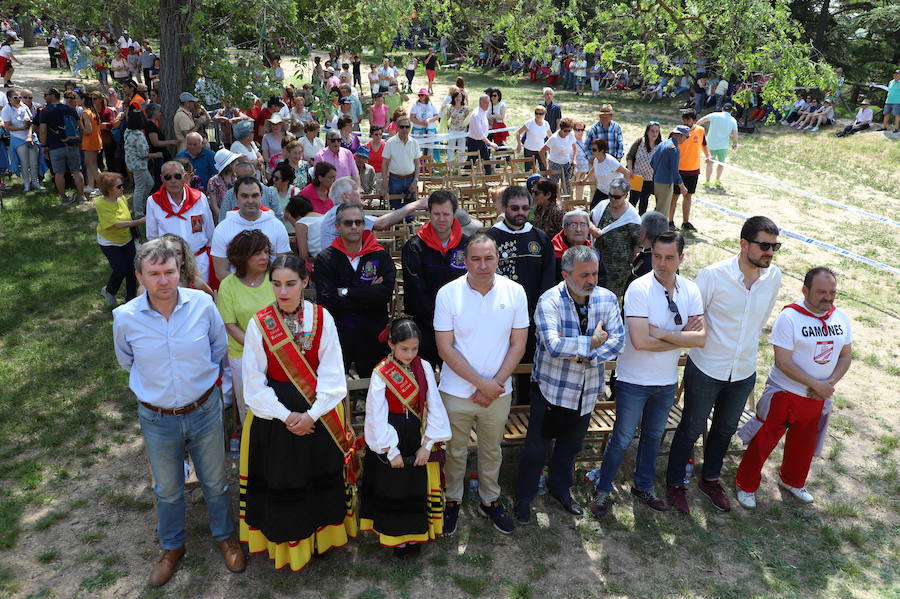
left=150, top=186, right=203, bottom=219
left=551, top=230, right=590, bottom=258
left=330, top=229, right=384, bottom=259
left=783, top=302, right=836, bottom=332
left=417, top=219, right=462, bottom=255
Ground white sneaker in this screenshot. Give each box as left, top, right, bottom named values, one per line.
left=736, top=489, right=756, bottom=509
left=803, top=125, right=813, bottom=130
left=811, top=127, right=819, bottom=132
left=31, top=181, right=45, bottom=190
left=780, top=120, right=789, bottom=126
left=778, top=480, right=814, bottom=503
left=89, top=188, right=102, bottom=196
left=100, top=286, right=117, bottom=306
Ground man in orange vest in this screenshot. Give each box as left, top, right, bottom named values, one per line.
left=669, top=109, right=710, bottom=232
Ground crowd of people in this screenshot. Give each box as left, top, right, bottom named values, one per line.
left=0, top=23, right=864, bottom=586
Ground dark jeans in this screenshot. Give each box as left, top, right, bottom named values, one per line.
left=387, top=173, right=415, bottom=209
left=465, top=137, right=492, bottom=174
left=515, top=383, right=592, bottom=506
left=629, top=185, right=653, bottom=215
left=838, top=123, right=870, bottom=137
left=143, top=68, right=153, bottom=88
left=523, top=148, right=545, bottom=172
left=48, top=47, right=59, bottom=69
left=590, top=188, right=608, bottom=210
left=665, top=357, right=755, bottom=486
left=100, top=239, right=138, bottom=301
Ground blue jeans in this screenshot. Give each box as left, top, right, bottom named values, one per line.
left=694, top=93, right=705, bottom=115
left=387, top=173, right=415, bottom=209
left=515, top=383, right=592, bottom=506
left=137, top=389, right=234, bottom=549
left=412, top=125, right=440, bottom=162
left=665, top=358, right=755, bottom=485
left=594, top=381, right=676, bottom=493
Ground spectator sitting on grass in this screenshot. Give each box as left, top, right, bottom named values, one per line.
left=789, top=97, right=819, bottom=129
left=835, top=100, right=873, bottom=137
left=794, top=99, right=835, bottom=132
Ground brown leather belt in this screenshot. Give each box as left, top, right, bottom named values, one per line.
left=140, top=385, right=216, bottom=416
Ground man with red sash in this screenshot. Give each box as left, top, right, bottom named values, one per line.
left=314, top=203, right=397, bottom=376
left=240, top=255, right=357, bottom=571
left=735, top=267, right=853, bottom=509
left=551, top=209, right=607, bottom=286
left=145, top=160, right=215, bottom=283
left=401, top=191, right=469, bottom=364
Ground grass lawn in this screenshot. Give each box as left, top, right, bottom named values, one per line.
left=0, top=59, right=898, bottom=599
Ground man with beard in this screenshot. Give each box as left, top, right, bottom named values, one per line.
left=665, top=216, right=783, bottom=514
left=513, top=246, right=624, bottom=523
left=551, top=209, right=607, bottom=287
left=402, top=190, right=469, bottom=364
left=734, top=267, right=852, bottom=509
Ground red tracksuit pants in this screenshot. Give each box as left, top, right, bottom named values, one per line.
left=736, top=391, right=824, bottom=493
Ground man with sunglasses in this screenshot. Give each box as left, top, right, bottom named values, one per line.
left=665, top=216, right=782, bottom=514
left=380, top=115, right=420, bottom=208
left=590, top=231, right=705, bottom=518
left=314, top=203, right=396, bottom=376
left=316, top=130, right=360, bottom=185
left=35, top=87, right=87, bottom=205
left=146, top=161, right=216, bottom=282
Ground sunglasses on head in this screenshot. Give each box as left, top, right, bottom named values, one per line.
left=163, top=173, right=184, bottom=181
left=341, top=219, right=364, bottom=226
left=664, top=289, right=682, bottom=326
left=747, top=240, right=782, bottom=252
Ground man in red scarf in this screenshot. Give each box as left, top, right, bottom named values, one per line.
left=401, top=191, right=470, bottom=364
left=551, top=209, right=607, bottom=286
left=314, top=204, right=397, bottom=376
left=735, top=267, right=853, bottom=509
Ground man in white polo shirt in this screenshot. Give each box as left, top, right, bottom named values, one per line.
left=380, top=115, right=420, bottom=209
left=665, top=216, right=782, bottom=514
left=434, top=233, right=528, bottom=536
left=210, top=176, right=291, bottom=282
left=590, top=231, right=706, bottom=518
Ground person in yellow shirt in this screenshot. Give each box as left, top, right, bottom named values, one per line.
left=96, top=171, right=144, bottom=305
left=669, top=110, right=709, bottom=232
left=216, top=230, right=276, bottom=421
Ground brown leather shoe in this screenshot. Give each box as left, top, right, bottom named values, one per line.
left=630, top=487, right=668, bottom=512
left=698, top=479, right=732, bottom=512
left=216, top=538, right=246, bottom=573
left=666, top=485, right=690, bottom=515
left=148, top=546, right=185, bottom=587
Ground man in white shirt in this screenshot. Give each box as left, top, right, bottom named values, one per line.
left=145, top=161, right=216, bottom=282
left=435, top=233, right=528, bottom=536
left=380, top=115, right=420, bottom=208
left=465, top=94, right=498, bottom=174
left=590, top=231, right=706, bottom=518
left=210, top=176, right=291, bottom=282
left=836, top=99, right=874, bottom=137
left=665, top=217, right=782, bottom=514
left=47, top=33, right=62, bottom=68
left=735, top=267, right=852, bottom=508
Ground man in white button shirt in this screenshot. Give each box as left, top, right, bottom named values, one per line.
left=665, top=216, right=782, bottom=514
left=590, top=231, right=706, bottom=518
left=435, top=233, right=528, bottom=536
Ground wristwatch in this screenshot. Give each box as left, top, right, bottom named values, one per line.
left=338, top=287, right=348, bottom=297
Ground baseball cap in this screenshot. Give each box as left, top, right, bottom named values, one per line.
left=179, top=92, right=200, bottom=102
left=355, top=146, right=370, bottom=159
left=722, top=102, right=734, bottom=110
left=672, top=125, right=692, bottom=136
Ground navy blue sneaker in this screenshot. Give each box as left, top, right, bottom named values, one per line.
left=479, top=500, right=515, bottom=534
left=443, top=501, right=460, bottom=536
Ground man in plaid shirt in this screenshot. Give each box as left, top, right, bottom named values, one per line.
left=583, top=103, right=625, bottom=161
left=513, top=245, right=625, bottom=523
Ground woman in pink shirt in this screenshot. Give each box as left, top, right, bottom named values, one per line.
left=369, top=92, right=389, bottom=128
left=297, top=161, right=336, bottom=214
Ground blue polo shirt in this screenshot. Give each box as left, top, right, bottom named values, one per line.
left=175, top=147, right=217, bottom=190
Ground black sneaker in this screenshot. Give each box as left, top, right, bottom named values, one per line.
left=668, top=221, right=677, bottom=231
left=681, top=221, right=697, bottom=232
left=479, top=500, right=515, bottom=534
left=630, top=487, right=668, bottom=512
left=513, top=501, right=531, bottom=524
left=443, top=501, right=460, bottom=536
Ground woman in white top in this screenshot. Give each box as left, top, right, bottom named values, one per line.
left=442, top=90, right=470, bottom=162
left=284, top=196, right=324, bottom=272
left=269, top=163, right=300, bottom=232
left=1, top=89, right=42, bottom=191
left=404, top=53, right=418, bottom=92
left=573, top=56, right=588, bottom=96
left=230, top=119, right=265, bottom=176
left=486, top=88, right=508, bottom=145
left=261, top=114, right=286, bottom=171
left=515, top=106, right=551, bottom=171
left=540, top=117, right=577, bottom=195
left=368, top=64, right=380, bottom=97
left=300, top=121, right=324, bottom=163
left=410, top=89, right=440, bottom=162
left=586, top=137, right=631, bottom=208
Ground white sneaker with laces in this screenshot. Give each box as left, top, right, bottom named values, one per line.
left=32, top=181, right=45, bottom=190
left=803, top=125, right=813, bottom=130
left=778, top=480, right=814, bottom=503
left=100, top=286, right=117, bottom=306
left=736, top=489, right=756, bottom=509
left=811, top=127, right=819, bottom=132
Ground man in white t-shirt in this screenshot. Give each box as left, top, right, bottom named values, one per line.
left=380, top=116, right=420, bottom=208
left=434, top=233, right=528, bottom=536
left=590, top=231, right=706, bottom=518
left=735, top=267, right=852, bottom=508
left=47, top=33, right=62, bottom=68
left=836, top=99, right=874, bottom=137
left=210, top=176, right=291, bottom=282
left=665, top=217, right=782, bottom=514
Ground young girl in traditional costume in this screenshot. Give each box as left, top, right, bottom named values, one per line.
left=360, top=317, right=451, bottom=558
left=240, top=255, right=359, bottom=571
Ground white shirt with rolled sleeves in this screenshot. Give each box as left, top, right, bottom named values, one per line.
left=112, top=289, right=227, bottom=410
left=381, top=134, right=420, bottom=176
left=766, top=306, right=853, bottom=398
left=616, top=272, right=704, bottom=386
left=689, top=256, right=782, bottom=381
left=241, top=301, right=347, bottom=422
left=433, top=275, right=529, bottom=397
left=364, top=359, right=451, bottom=461
left=144, top=191, right=215, bottom=281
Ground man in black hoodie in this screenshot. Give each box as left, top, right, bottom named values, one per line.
left=314, top=203, right=396, bottom=376
left=402, top=190, right=470, bottom=364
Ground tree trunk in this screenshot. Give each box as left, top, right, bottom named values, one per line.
left=813, top=0, right=831, bottom=52
left=21, top=16, right=37, bottom=48
left=159, top=0, right=200, bottom=139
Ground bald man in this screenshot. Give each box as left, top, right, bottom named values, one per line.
left=175, top=132, right=217, bottom=190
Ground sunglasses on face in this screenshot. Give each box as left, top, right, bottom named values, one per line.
left=327, top=138, right=340, bottom=142
left=747, top=240, right=782, bottom=252
left=664, top=289, right=683, bottom=326
left=535, top=111, right=545, bottom=115
left=22, top=96, right=33, bottom=99
left=609, top=193, right=626, bottom=200
left=64, top=95, right=76, bottom=100
left=114, top=183, right=125, bottom=189
left=163, top=173, right=184, bottom=181
left=340, top=219, right=364, bottom=226
left=10, top=96, right=19, bottom=100
left=397, top=125, right=411, bottom=129
left=591, top=148, right=604, bottom=153
left=507, top=205, right=529, bottom=212
left=574, top=128, right=584, bottom=132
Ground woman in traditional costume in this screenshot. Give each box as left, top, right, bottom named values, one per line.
left=240, top=255, right=359, bottom=571
left=359, top=318, right=451, bottom=558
